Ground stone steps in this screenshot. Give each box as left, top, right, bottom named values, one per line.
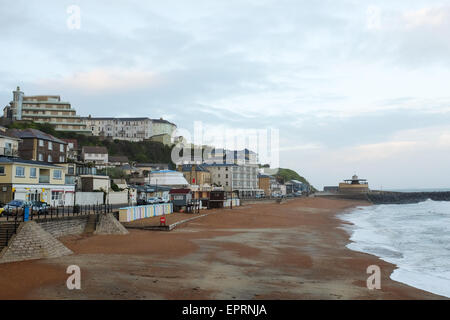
left=83, top=214, right=97, bottom=234
left=0, top=223, right=18, bottom=251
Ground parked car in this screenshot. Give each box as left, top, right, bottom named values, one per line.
left=146, top=197, right=160, bottom=204
left=2, top=200, right=32, bottom=216
left=31, top=201, right=50, bottom=214
left=137, top=198, right=147, bottom=206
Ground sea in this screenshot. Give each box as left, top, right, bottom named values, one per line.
left=340, top=196, right=450, bottom=298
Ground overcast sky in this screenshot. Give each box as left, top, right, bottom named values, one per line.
left=1, top=0, right=450, bottom=190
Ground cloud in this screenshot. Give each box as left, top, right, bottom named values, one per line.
left=36, top=68, right=163, bottom=93
left=403, top=7, right=450, bottom=28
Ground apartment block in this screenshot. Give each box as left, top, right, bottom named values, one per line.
left=3, top=87, right=90, bottom=134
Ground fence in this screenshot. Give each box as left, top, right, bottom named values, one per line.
left=1, top=204, right=113, bottom=222
left=119, top=203, right=173, bottom=223
left=0, top=204, right=113, bottom=248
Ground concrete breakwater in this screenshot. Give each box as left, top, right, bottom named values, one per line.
left=367, top=191, right=450, bottom=204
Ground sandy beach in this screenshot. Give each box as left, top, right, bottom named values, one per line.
left=0, top=197, right=446, bottom=300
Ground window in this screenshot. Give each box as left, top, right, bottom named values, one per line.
left=48, top=155, right=53, bottom=162
left=48, top=142, right=52, bottom=150
left=30, top=168, right=37, bottom=178
left=16, top=166, right=25, bottom=177
left=59, top=155, right=65, bottom=162
left=60, top=144, right=64, bottom=152
left=52, top=191, right=62, bottom=200
left=38, top=153, right=43, bottom=161
left=53, top=169, right=62, bottom=180
left=39, top=139, right=44, bottom=147
left=0, top=166, right=4, bottom=174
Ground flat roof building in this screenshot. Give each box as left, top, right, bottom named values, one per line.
left=3, top=87, right=90, bottom=134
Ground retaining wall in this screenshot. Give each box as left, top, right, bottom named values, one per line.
left=38, top=216, right=89, bottom=238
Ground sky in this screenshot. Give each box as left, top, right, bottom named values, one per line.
left=1, top=0, right=450, bottom=190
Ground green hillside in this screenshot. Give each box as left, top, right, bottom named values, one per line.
left=274, top=168, right=316, bottom=191
left=7, top=121, right=175, bottom=167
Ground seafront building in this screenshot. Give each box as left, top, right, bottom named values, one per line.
left=3, top=87, right=89, bottom=134
left=0, top=156, right=74, bottom=206
left=203, top=163, right=261, bottom=197
left=82, top=116, right=176, bottom=142
left=338, top=175, right=369, bottom=193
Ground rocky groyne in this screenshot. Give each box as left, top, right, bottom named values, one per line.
left=366, top=191, right=450, bottom=204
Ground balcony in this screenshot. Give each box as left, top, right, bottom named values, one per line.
left=39, top=175, right=50, bottom=183
left=0, top=147, right=19, bottom=157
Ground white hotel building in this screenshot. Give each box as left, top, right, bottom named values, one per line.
left=82, top=117, right=177, bottom=142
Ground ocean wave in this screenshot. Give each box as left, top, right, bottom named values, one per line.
left=340, top=200, right=450, bottom=298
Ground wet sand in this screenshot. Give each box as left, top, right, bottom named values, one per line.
left=0, top=197, right=446, bottom=299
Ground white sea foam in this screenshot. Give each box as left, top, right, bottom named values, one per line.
left=340, top=200, right=450, bottom=298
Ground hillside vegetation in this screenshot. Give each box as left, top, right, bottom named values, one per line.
left=7, top=121, right=174, bottom=166
left=274, top=168, right=316, bottom=191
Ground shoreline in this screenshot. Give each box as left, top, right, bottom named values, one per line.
left=336, top=199, right=450, bottom=299
left=0, top=197, right=447, bottom=299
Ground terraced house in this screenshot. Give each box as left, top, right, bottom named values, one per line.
left=0, top=157, right=74, bottom=206
left=8, top=128, right=68, bottom=163
left=3, top=86, right=90, bottom=134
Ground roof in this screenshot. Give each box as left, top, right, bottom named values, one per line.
left=181, top=164, right=209, bottom=172
left=149, top=170, right=189, bottom=186
left=290, top=180, right=304, bottom=184
left=202, top=163, right=238, bottom=167
left=7, top=128, right=66, bottom=144
left=109, top=155, right=129, bottom=163
left=169, top=188, right=191, bottom=194
left=135, top=163, right=169, bottom=168
left=0, top=131, right=21, bottom=141
left=82, top=146, right=108, bottom=154
left=0, top=156, right=61, bottom=168
left=61, top=138, right=78, bottom=146
left=258, top=173, right=273, bottom=178
left=84, top=117, right=150, bottom=121
left=120, top=164, right=136, bottom=170
left=151, top=118, right=176, bottom=126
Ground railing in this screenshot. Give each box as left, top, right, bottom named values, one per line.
left=39, top=175, right=50, bottom=183
left=0, top=203, right=113, bottom=224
